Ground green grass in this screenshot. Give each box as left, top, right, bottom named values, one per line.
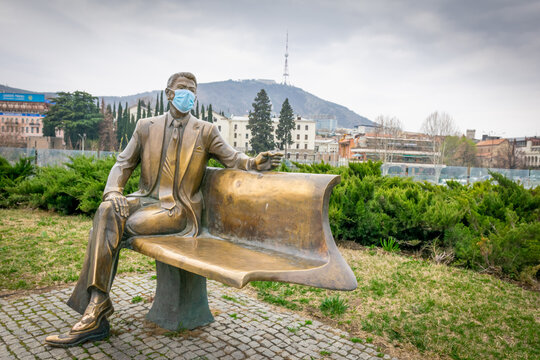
left=0, top=209, right=155, bottom=291
left=248, top=246, right=540, bottom=360
left=2, top=209, right=539, bottom=359
left=319, top=295, right=348, bottom=316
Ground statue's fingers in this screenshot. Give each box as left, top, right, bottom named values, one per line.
left=121, top=198, right=128, bottom=217
left=112, top=197, right=119, bottom=213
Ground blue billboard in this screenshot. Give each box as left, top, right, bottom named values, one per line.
left=0, top=93, right=45, bottom=103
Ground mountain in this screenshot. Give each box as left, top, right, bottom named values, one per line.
left=2, top=80, right=374, bottom=128
left=102, top=80, right=373, bottom=128
left=0, top=84, right=56, bottom=98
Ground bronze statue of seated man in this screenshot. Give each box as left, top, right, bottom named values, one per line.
left=45, top=72, right=282, bottom=347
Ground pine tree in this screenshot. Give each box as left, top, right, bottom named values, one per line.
left=247, top=89, right=274, bottom=153
left=207, top=104, right=213, bottom=123
left=276, top=98, right=295, bottom=153
left=154, top=93, right=159, bottom=116
left=159, top=91, right=164, bottom=114
left=201, top=104, right=205, bottom=120
left=136, top=99, right=142, bottom=121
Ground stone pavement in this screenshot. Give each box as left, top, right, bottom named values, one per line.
left=0, top=273, right=398, bottom=360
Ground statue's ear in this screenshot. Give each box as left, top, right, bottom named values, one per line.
left=165, top=88, right=174, bottom=101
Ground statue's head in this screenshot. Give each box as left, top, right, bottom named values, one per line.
left=166, top=72, right=197, bottom=115
left=165, top=72, right=197, bottom=100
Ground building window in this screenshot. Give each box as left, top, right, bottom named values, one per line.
left=26, top=127, right=29, bottom=133
left=234, top=133, right=237, bottom=138
left=296, top=144, right=299, bottom=149
left=304, top=154, right=307, bottom=159
left=31, top=127, right=34, bottom=134
left=218, top=125, right=221, bottom=131
left=297, top=134, right=300, bottom=140
left=245, top=142, right=248, bottom=148
left=245, top=133, right=248, bottom=139
left=305, top=135, right=308, bottom=140
left=234, top=142, right=237, bottom=147
left=234, top=124, right=238, bottom=130
left=297, top=125, right=300, bottom=130
left=305, top=125, right=308, bottom=130
left=1, top=126, right=3, bottom=131
left=304, top=144, right=308, bottom=149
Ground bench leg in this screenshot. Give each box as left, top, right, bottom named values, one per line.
left=146, top=261, right=214, bottom=331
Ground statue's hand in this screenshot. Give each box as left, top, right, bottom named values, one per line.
left=254, top=151, right=284, bottom=171
left=104, top=191, right=129, bottom=217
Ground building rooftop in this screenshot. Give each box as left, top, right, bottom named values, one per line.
left=476, top=139, right=507, bottom=147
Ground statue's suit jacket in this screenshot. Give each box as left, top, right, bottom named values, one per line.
left=104, top=113, right=252, bottom=237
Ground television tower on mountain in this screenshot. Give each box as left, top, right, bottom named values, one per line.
left=282, top=31, right=290, bottom=85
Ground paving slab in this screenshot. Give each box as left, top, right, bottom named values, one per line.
left=0, top=273, right=398, bottom=359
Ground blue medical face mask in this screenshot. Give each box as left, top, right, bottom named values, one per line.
left=171, top=89, right=195, bottom=113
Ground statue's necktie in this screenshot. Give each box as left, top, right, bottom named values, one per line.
left=159, top=120, right=181, bottom=212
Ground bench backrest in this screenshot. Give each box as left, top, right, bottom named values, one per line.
left=201, top=168, right=341, bottom=261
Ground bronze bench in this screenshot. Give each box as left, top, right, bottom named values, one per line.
left=125, top=168, right=357, bottom=331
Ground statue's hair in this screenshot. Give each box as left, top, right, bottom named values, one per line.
left=166, top=72, right=197, bottom=89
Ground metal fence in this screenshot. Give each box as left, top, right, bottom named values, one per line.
left=2, top=147, right=539, bottom=188
left=0, top=147, right=116, bottom=167
left=380, top=163, right=540, bottom=189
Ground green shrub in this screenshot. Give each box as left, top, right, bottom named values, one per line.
left=2, top=154, right=538, bottom=279
left=4, top=155, right=140, bottom=215
left=0, top=156, right=35, bottom=207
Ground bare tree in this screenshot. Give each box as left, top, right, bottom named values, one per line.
left=373, top=115, right=402, bottom=163
left=421, top=112, right=459, bottom=166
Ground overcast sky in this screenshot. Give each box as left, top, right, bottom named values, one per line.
left=1, top=0, right=539, bottom=137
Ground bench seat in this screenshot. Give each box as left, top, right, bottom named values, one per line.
left=132, top=235, right=326, bottom=288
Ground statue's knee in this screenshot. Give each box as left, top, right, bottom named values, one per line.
left=98, top=201, right=115, bottom=215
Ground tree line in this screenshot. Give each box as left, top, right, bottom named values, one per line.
left=43, top=91, right=219, bottom=151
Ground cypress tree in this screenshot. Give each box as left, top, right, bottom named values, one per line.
left=147, top=103, right=151, bottom=118
left=142, top=109, right=146, bottom=119
left=247, top=89, right=274, bottom=153
left=166, top=101, right=170, bottom=111
left=136, top=99, right=142, bottom=121
left=207, top=104, right=213, bottom=123
left=122, top=102, right=129, bottom=147
left=276, top=98, right=295, bottom=152
left=116, top=102, right=123, bottom=145
left=201, top=104, right=205, bottom=120
left=195, top=101, right=200, bottom=118
left=112, top=102, right=116, bottom=119
left=154, top=93, right=159, bottom=116
left=159, top=91, right=164, bottom=114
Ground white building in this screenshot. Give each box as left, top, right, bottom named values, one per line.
left=315, top=138, right=339, bottom=153
left=213, top=114, right=316, bottom=154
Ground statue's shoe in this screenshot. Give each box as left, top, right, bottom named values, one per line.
left=44, top=318, right=109, bottom=348
left=71, top=297, right=114, bottom=333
